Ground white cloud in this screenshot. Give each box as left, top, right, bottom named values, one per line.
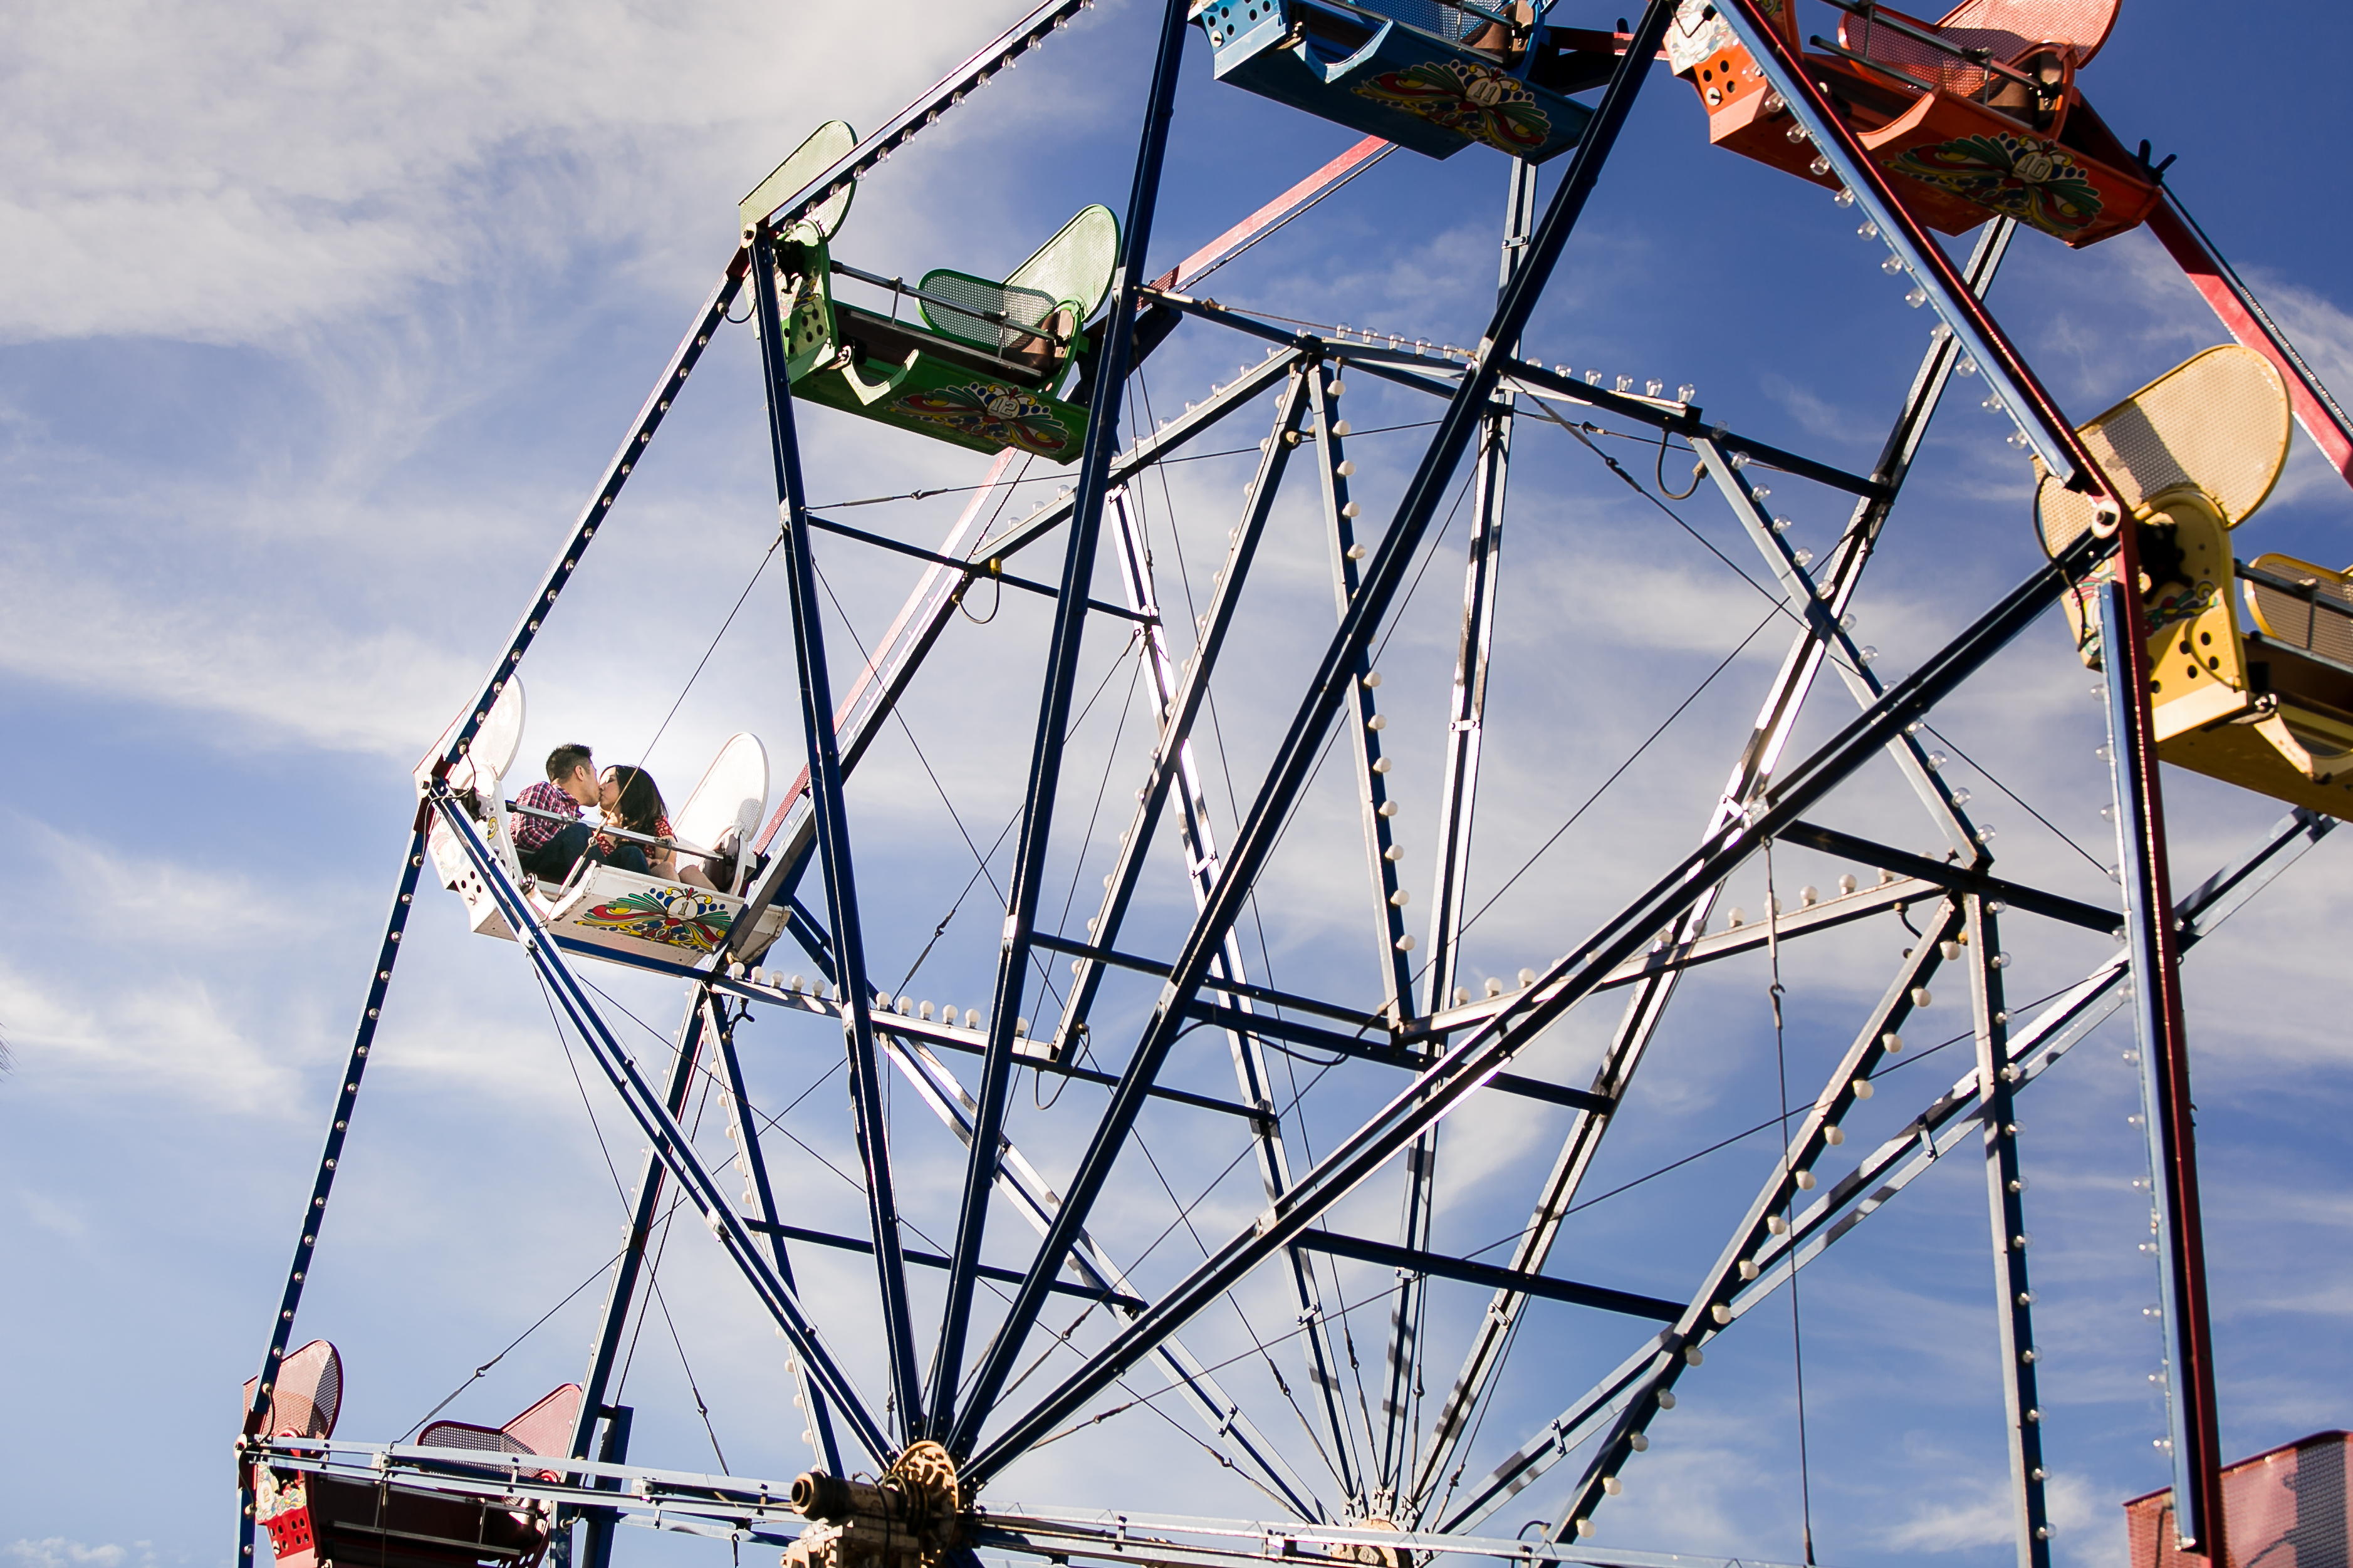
left=4, top=1543, right=140, bottom=1568
left=0, top=1, right=1045, bottom=344
left=0, top=955, right=298, bottom=1114
left=1882, top=1470, right=2105, bottom=1556
left=0, top=530, right=479, bottom=757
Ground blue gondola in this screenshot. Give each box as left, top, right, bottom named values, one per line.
left=1189, top=0, right=1614, bottom=161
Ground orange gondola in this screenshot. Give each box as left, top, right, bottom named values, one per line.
left=1668, top=0, right=2163, bottom=246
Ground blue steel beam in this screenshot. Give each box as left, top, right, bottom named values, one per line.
left=963, top=521, right=2099, bottom=1487
left=1441, top=807, right=2331, bottom=1537
left=749, top=224, right=926, bottom=1446
left=1965, top=898, right=2052, bottom=1568
left=949, top=0, right=1684, bottom=1466
left=710, top=997, right=843, bottom=1475
left=927, top=0, right=1196, bottom=1446
left=566, top=996, right=710, bottom=1462
left=1713, top=0, right=2117, bottom=499
left=1407, top=217, right=2015, bottom=1519
left=429, top=793, right=894, bottom=1463
left=236, top=831, right=425, bottom=1564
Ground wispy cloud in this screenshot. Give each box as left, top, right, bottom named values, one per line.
left=4, top=1542, right=147, bottom=1568
left=1882, top=1470, right=2108, bottom=1560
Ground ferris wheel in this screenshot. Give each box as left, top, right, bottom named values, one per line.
left=235, top=4, right=2353, bottom=1568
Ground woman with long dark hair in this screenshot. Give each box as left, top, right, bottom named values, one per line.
left=595, top=765, right=721, bottom=888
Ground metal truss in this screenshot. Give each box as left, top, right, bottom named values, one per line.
left=242, top=0, right=2353, bottom=1562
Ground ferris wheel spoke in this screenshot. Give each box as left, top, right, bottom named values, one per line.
left=1435, top=806, right=2329, bottom=1536
left=878, top=1032, right=1330, bottom=1517
left=967, top=510, right=2089, bottom=1487
left=751, top=226, right=927, bottom=1441
left=708, top=995, right=844, bottom=1476
left=952, top=6, right=1681, bottom=1463
left=1050, top=371, right=1315, bottom=1056
left=428, top=794, right=895, bottom=1465
left=1408, top=217, right=2018, bottom=1517
left=1088, top=467, right=1372, bottom=1506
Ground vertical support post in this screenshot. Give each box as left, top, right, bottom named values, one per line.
left=2097, top=581, right=2226, bottom=1560
left=749, top=222, right=925, bottom=1445
left=567, top=997, right=710, bottom=1459
left=711, top=995, right=843, bottom=1475
left=1314, top=370, right=1416, bottom=1015
left=1966, top=897, right=2051, bottom=1568
left=929, top=0, right=1196, bottom=1446
left=1422, top=155, right=1535, bottom=1016
left=238, top=831, right=425, bottom=1564
left=1106, top=482, right=1364, bottom=1511
left=1376, top=157, right=1537, bottom=1507
left=577, top=1404, right=633, bottom=1568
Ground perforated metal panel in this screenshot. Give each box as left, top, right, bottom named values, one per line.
left=2127, top=1431, right=2350, bottom=1568
left=418, top=1418, right=528, bottom=1453
left=2246, top=556, right=2353, bottom=669
left=1006, top=205, right=1121, bottom=321
left=245, top=1338, right=343, bottom=1439
left=1360, top=0, right=1484, bottom=43
left=2036, top=345, right=2293, bottom=557
left=919, top=269, right=1061, bottom=356
left=1841, top=0, right=2118, bottom=93
left=418, top=1382, right=582, bottom=1458
left=1937, top=0, right=2121, bottom=65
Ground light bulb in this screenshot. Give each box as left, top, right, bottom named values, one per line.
left=1882, top=255, right=1905, bottom=274
left=1678, top=384, right=1696, bottom=402
left=1857, top=220, right=1878, bottom=239
left=1906, top=286, right=1928, bottom=308
left=1834, top=187, right=1855, bottom=207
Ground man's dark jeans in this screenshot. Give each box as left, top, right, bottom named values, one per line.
left=520, top=820, right=647, bottom=883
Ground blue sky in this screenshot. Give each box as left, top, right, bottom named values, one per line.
left=4, top=3, right=2352, bottom=1566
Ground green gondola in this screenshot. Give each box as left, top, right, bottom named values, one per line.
left=742, top=122, right=1120, bottom=460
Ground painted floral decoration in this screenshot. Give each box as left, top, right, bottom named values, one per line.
left=578, top=885, right=735, bottom=953
left=895, top=381, right=1074, bottom=455
left=1352, top=60, right=1552, bottom=155
left=1884, top=133, right=2104, bottom=237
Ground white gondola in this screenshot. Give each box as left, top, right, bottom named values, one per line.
left=541, top=732, right=785, bottom=963
left=416, top=690, right=786, bottom=963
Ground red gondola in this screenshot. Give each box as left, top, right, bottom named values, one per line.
left=246, top=1341, right=580, bottom=1568
left=1669, top=0, right=2161, bottom=246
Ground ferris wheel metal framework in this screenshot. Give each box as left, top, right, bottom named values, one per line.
left=234, top=2, right=2353, bottom=1567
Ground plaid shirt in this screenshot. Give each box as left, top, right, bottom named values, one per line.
left=512, top=781, right=580, bottom=851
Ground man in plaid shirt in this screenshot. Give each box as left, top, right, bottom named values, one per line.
left=515, top=742, right=603, bottom=881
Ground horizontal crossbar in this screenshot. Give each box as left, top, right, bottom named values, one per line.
left=744, top=1218, right=1144, bottom=1309
left=1290, top=1232, right=1684, bottom=1321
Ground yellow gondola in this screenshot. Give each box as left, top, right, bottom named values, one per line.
left=2035, top=344, right=2353, bottom=815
